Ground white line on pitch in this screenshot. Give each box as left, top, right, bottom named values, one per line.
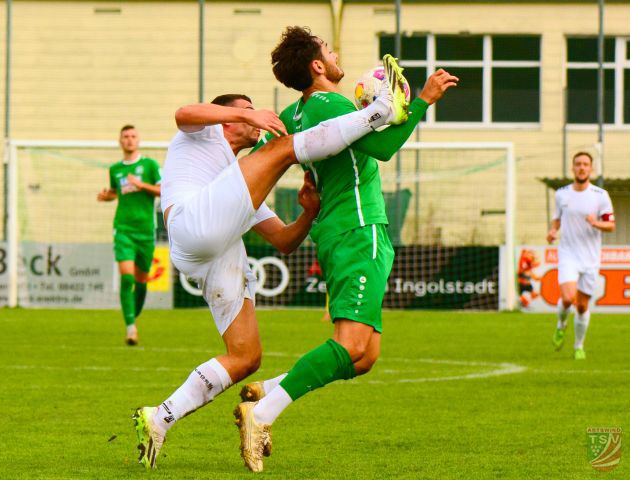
left=0, top=357, right=529, bottom=385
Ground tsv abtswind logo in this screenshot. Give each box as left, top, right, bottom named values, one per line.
left=587, top=427, right=622, bottom=471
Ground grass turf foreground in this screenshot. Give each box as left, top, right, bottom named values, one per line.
left=0, top=308, right=628, bottom=479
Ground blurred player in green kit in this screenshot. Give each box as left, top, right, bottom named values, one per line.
left=234, top=26, right=458, bottom=472
left=97, top=125, right=161, bottom=345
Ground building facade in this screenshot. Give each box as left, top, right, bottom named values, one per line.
left=1, top=0, right=629, bottom=245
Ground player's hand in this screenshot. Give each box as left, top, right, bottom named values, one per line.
left=244, top=109, right=287, bottom=137
left=298, top=172, right=320, bottom=218
left=586, top=214, right=597, bottom=226
left=546, top=228, right=558, bottom=244
left=419, top=69, right=459, bottom=105
left=97, top=188, right=113, bottom=201
left=127, top=174, right=144, bottom=190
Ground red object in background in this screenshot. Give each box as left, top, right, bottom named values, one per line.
left=147, top=257, right=165, bottom=282
left=540, top=269, right=560, bottom=305
left=538, top=267, right=630, bottom=307
left=307, top=260, right=322, bottom=276
left=597, top=270, right=630, bottom=306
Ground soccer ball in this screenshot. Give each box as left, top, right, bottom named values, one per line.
left=353, top=66, right=411, bottom=110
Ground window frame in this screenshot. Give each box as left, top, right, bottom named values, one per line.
left=378, top=33, right=542, bottom=128
left=566, top=36, right=630, bottom=130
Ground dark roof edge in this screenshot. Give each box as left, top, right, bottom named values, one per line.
left=539, top=177, right=630, bottom=193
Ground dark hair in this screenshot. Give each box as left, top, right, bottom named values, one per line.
left=120, top=124, right=135, bottom=133
left=573, top=151, right=593, bottom=165
left=271, top=26, right=323, bottom=91
left=211, top=94, right=252, bottom=107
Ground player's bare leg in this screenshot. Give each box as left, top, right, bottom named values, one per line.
left=333, top=319, right=380, bottom=371
left=352, top=330, right=381, bottom=376
left=216, top=299, right=262, bottom=380
left=237, top=137, right=297, bottom=209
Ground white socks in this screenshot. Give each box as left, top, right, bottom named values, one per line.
left=574, top=310, right=591, bottom=349
left=154, top=358, right=233, bottom=433
left=293, top=99, right=391, bottom=164
left=557, top=299, right=571, bottom=329
left=253, top=385, right=293, bottom=426
left=263, top=373, right=287, bottom=395
left=556, top=298, right=590, bottom=350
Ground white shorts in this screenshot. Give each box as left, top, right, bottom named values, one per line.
left=167, top=162, right=258, bottom=335
left=558, top=257, right=599, bottom=296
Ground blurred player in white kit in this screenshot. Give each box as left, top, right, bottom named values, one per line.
left=547, top=151, right=615, bottom=359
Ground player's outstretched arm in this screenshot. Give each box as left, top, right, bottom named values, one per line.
left=352, top=69, right=458, bottom=161
left=96, top=188, right=117, bottom=202
left=252, top=173, right=320, bottom=254
left=175, top=104, right=287, bottom=136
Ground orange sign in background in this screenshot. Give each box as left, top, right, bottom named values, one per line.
left=148, top=246, right=170, bottom=292
left=517, top=246, right=630, bottom=312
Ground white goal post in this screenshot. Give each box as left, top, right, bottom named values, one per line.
left=5, top=139, right=516, bottom=310
left=400, top=142, right=516, bottom=310
left=5, top=140, right=170, bottom=308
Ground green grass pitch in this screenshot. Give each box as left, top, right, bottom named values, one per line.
left=1, top=308, right=628, bottom=479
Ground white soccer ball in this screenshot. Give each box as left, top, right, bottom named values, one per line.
left=353, top=66, right=411, bottom=110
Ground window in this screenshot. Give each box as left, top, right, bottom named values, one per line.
left=566, top=36, right=630, bottom=125
left=436, top=67, right=483, bottom=122
left=493, top=67, right=540, bottom=122
left=379, top=33, right=541, bottom=125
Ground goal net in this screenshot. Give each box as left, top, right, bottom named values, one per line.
left=2, top=140, right=515, bottom=310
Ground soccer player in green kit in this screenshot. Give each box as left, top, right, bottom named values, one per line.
left=97, top=125, right=161, bottom=345
left=234, top=27, right=458, bottom=472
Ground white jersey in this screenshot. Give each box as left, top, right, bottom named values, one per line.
left=553, top=183, right=614, bottom=268
left=161, top=125, right=278, bottom=334
left=161, top=124, right=275, bottom=224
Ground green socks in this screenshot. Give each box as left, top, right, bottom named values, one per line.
left=135, top=282, right=147, bottom=318
left=120, top=277, right=148, bottom=325
left=280, top=339, right=356, bottom=401
left=120, top=274, right=136, bottom=326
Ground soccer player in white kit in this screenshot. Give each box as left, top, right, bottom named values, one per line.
left=547, top=152, right=615, bottom=360
left=132, top=63, right=410, bottom=470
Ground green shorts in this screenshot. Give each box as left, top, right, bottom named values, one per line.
left=113, top=230, right=155, bottom=273
left=317, top=224, right=394, bottom=333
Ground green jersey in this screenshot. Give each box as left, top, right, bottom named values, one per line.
left=258, top=93, right=429, bottom=244
left=109, top=156, right=161, bottom=235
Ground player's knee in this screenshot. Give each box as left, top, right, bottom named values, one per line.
left=354, top=345, right=380, bottom=376
left=239, top=348, right=261, bottom=376
left=226, top=343, right=261, bottom=378
left=576, top=303, right=588, bottom=315
left=341, top=340, right=370, bottom=364
left=354, top=355, right=378, bottom=376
